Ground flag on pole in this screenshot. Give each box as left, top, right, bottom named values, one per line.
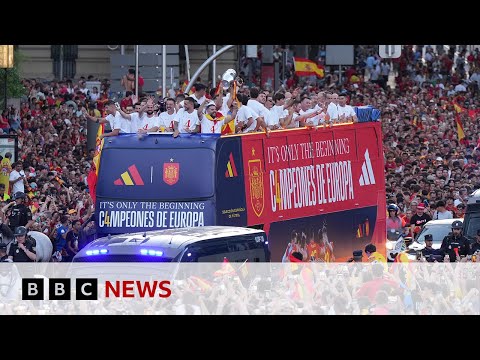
left=293, top=57, right=324, bottom=78
left=238, top=259, right=249, bottom=279
left=87, top=123, right=105, bottom=204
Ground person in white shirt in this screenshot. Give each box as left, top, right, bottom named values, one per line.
left=201, top=101, right=237, bottom=134
left=337, top=95, right=358, bottom=123
left=83, top=100, right=131, bottom=138
left=325, top=92, right=339, bottom=126
left=173, top=97, right=200, bottom=137
left=175, top=94, right=186, bottom=112
left=235, top=94, right=259, bottom=133
left=290, top=101, right=303, bottom=128
left=135, top=102, right=161, bottom=133
left=271, top=93, right=289, bottom=129
left=264, top=95, right=280, bottom=130
left=190, top=83, right=207, bottom=106
left=89, top=86, right=100, bottom=102
left=159, top=98, right=177, bottom=133
left=118, top=98, right=159, bottom=133
left=9, top=162, right=26, bottom=195
left=297, top=97, right=322, bottom=127
left=246, top=88, right=270, bottom=133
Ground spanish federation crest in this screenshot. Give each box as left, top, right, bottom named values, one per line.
left=163, top=162, right=180, bottom=185
left=248, top=159, right=264, bottom=217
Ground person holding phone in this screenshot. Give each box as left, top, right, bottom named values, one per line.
left=9, top=162, right=26, bottom=195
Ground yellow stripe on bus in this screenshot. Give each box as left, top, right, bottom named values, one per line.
left=121, top=171, right=134, bottom=185
left=227, top=162, right=233, bottom=177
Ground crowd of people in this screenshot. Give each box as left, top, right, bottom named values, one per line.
left=0, top=45, right=479, bottom=264
left=1, top=262, right=478, bottom=314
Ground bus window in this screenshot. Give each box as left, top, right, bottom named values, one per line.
left=183, top=239, right=230, bottom=262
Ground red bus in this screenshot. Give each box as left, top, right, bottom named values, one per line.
left=95, top=121, right=386, bottom=261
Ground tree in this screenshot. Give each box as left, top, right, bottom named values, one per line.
left=0, top=50, right=28, bottom=109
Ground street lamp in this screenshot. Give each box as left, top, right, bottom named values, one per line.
left=0, top=45, right=14, bottom=110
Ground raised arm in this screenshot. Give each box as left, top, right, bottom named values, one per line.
left=82, top=108, right=108, bottom=124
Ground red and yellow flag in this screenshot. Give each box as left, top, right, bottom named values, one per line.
left=456, top=115, right=465, bottom=141
left=453, top=102, right=464, bottom=114
left=452, top=101, right=466, bottom=141
left=238, top=259, right=249, bottom=279
left=293, top=57, right=324, bottom=78
left=214, top=257, right=236, bottom=277
left=87, top=123, right=105, bottom=204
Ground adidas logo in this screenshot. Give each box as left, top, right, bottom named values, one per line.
left=225, top=153, right=238, bottom=178
left=114, top=165, right=145, bottom=186
left=358, top=149, right=376, bottom=186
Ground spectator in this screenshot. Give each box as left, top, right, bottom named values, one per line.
left=120, top=91, right=133, bottom=112
left=432, top=200, right=453, bottom=220
left=0, top=183, right=10, bottom=202
left=9, top=162, right=26, bottom=195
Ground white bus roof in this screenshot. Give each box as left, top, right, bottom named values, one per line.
left=89, top=226, right=265, bottom=249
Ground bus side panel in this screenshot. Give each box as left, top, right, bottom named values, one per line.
left=215, top=137, right=248, bottom=226
left=268, top=206, right=378, bottom=262
left=355, top=123, right=386, bottom=249
left=242, top=137, right=269, bottom=226
left=241, top=126, right=379, bottom=226
left=374, top=123, right=387, bottom=254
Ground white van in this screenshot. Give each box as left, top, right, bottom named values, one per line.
left=73, top=226, right=270, bottom=263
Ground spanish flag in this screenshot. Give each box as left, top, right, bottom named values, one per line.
left=452, top=101, right=466, bottom=142
left=456, top=115, right=465, bottom=141
left=221, top=110, right=236, bottom=135
left=293, top=57, right=324, bottom=78
left=453, top=102, right=464, bottom=114
left=238, top=259, right=249, bottom=279
left=188, top=276, right=212, bottom=292
left=214, top=257, right=236, bottom=277
left=87, top=123, right=105, bottom=204
left=180, top=80, right=189, bottom=94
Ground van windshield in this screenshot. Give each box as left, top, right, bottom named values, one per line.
left=97, top=148, right=215, bottom=200
left=464, top=213, right=480, bottom=239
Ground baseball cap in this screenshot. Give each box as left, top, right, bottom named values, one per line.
left=436, top=157, right=443, bottom=161
left=417, top=203, right=425, bottom=210
left=0, top=243, right=7, bottom=250
left=68, top=209, right=77, bottom=215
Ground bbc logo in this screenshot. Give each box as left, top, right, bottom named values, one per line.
left=22, top=278, right=98, bottom=300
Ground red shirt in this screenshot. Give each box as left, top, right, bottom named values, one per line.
left=356, top=278, right=400, bottom=302
left=0, top=116, right=9, bottom=129
left=120, top=97, right=133, bottom=110
left=385, top=161, right=396, bottom=171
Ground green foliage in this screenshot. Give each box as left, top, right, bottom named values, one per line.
left=0, top=50, right=28, bottom=108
